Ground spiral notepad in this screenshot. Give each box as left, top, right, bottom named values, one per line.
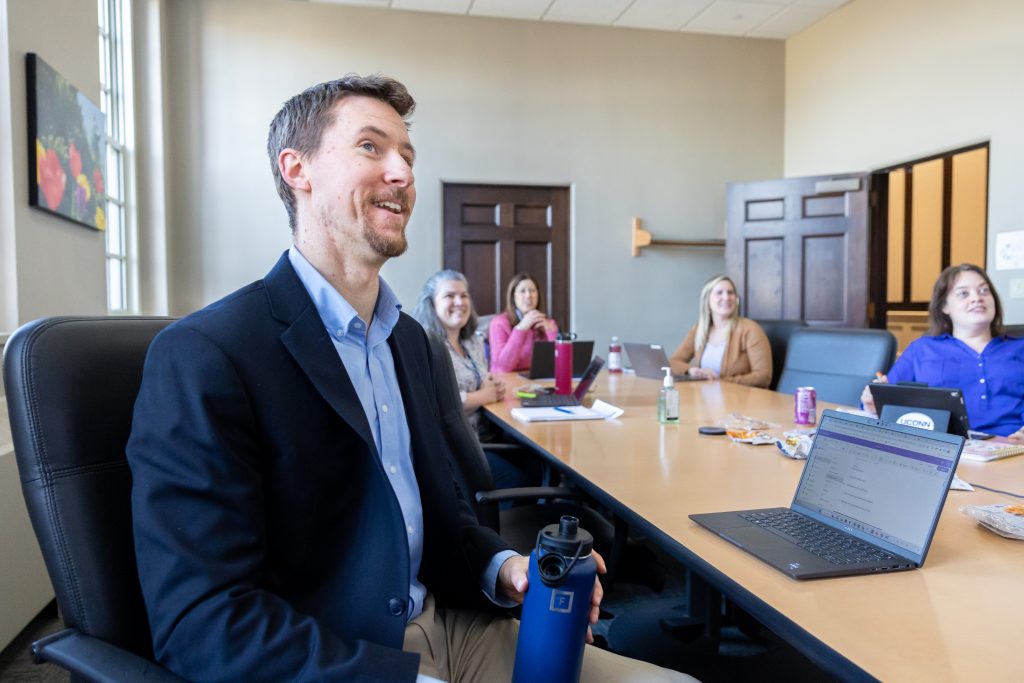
left=962, top=438, right=1024, bottom=462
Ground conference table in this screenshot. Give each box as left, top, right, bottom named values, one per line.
left=484, top=372, right=1024, bottom=682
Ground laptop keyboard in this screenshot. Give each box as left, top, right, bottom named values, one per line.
left=522, top=393, right=575, bottom=408
left=740, top=509, right=899, bottom=566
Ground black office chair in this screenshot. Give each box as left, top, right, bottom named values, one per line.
left=426, top=334, right=660, bottom=589
left=3, top=316, right=184, bottom=682
left=775, top=327, right=897, bottom=406
left=754, top=319, right=808, bottom=390
left=1002, top=323, right=1024, bottom=338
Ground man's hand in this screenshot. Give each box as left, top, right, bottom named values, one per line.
left=497, top=550, right=608, bottom=644
left=497, top=554, right=530, bottom=604
left=585, top=549, right=607, bottom=644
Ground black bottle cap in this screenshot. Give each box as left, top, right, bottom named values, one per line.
left=537, top=515, right=593, bottom=558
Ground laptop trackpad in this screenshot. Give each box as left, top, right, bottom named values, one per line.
left=723, top=525, right=785, bottom=551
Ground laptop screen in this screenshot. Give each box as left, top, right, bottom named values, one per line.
left=792, top=411, right=962, bottom=563
left=869, top=383, right=971, bottom=437
left=572, top=356, right=605, bottom=401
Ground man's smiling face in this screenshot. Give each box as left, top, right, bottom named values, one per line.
left=304, top=95, right=417, bottom=260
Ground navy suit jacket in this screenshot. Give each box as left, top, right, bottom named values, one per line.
left=127, top=253, right=511, bottom=682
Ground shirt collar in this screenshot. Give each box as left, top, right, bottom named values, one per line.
left=288, top=245, right=402, bottom=339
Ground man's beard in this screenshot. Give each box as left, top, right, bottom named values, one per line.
left=364, top=222, right=408, bottom=258
left=364, top=189, right=411, bottom=258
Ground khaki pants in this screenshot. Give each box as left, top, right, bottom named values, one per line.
left=403, top=595, right=698, bottom=683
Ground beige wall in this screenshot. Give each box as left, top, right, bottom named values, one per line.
left=0, top=0, right=103, bottom=650
left=0, top=0, right=107, bottom=327
left=785, top=0, right=1024, bottom=321
left=162, top=0, right=784, bottom=349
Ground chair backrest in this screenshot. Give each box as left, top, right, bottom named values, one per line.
left=424, top=332, right=500, bottom=533
left=1002, top=323, right=1024, bottom=338
left=476, top=313, right=495, bottom=363
left=754, top=319, right=808, bottom=390
left=775, top=327, right=896, bottom=406
left=3, top=316, right=175, bottom=658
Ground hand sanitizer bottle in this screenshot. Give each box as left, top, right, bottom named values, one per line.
left=658, top=366, right=679, bottom=424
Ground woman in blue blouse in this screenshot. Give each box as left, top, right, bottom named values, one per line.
left=863, top=264, right=1024, bottom=438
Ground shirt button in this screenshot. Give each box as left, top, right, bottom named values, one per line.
left=981, top=395, right=987, bottom=400
left=389, top=465, right=398, bottom=475
left=407, top=525, right=415, bottom=535
left=388, top=598, right=406, bottom=616
left=335, top=328, right=344, bottom=338
left=381, top=403, right=389, bottom=413
left=980, top=378, right=986, bottom=384
left=354, top=321, right=363, bottom=329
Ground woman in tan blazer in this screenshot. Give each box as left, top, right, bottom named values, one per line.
left=669, top=275, right=772, bottom=388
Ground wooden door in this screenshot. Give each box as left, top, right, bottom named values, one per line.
left=726, top=174, right=871, bottom=328
left=443, top=183, right=570, bottom=329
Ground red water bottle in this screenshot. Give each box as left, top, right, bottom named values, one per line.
left=608, top=336, right=622, bottom=374
left=554, top=333, right=575, bottom=395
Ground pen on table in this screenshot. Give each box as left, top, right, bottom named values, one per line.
left=554, top=406, right=574, bottom=414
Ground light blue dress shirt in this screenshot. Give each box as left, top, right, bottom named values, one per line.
left=288, top=247, right=517, bottom=631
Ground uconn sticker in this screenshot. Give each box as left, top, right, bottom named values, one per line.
left=549, top=590, right=574, bottom=614
left=896, top=412, right=935, bottom=431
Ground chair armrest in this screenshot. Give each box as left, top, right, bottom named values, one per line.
left=475, top=486, right=589, bottom=505
left=32, top=628, right=187, bottom=682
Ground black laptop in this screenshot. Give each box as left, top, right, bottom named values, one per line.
left=520, top=356, right=605, bottom=408
left=870, top=383, right=971, bottom=438
left=690, top=410, right=963, bottom=579
left=623, top=342, right=705, bottom=382
left=520, top=340, right=594, bottom=380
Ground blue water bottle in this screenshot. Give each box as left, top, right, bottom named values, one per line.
left=512, top=516, right=597, bottom=683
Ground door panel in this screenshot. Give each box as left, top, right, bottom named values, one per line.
left=802, top=234, right=846, bottom=323
left=727, top=174, right=870, bottom=328
left=745, top=239, right=784, bottom=319
left=444, top=183, right=569, bottom=328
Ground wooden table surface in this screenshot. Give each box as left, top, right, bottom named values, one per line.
left=485, top=372, right=1024, bottom=682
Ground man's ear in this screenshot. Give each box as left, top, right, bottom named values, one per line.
left=279, top=148, right=311, bottom=193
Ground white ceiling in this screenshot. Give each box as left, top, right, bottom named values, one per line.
left=305, top=0, right=850, bottom=39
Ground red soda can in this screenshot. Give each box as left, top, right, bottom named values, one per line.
left=794, top=387, right=817, bottom=425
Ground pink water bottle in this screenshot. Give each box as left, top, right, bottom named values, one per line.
left=554, top=333, right=575, bottom=395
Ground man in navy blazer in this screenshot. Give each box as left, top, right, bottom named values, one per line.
left=128, top=75, right=689, bottom=682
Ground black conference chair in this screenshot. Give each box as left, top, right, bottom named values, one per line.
left=426, top=334, right=660, bottom=589
left=775, top=327, right=897, bottom=406
left=3, top=316, right=184, bottom=682
left=1002, top=323, right=1024, bottom=338
left=754, top=319, right=808, bottom=390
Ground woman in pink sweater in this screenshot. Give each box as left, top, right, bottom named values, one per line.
left=488, top=272, right=559, bottom=372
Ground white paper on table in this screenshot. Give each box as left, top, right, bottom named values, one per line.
left=950, top=474, right=974, bottom=491
left=510, top=399, right=624, bottom=423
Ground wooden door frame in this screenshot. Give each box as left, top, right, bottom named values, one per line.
left=442, top=181, right=571, bottom=329
left=868, top=141, right=991, bottom=328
